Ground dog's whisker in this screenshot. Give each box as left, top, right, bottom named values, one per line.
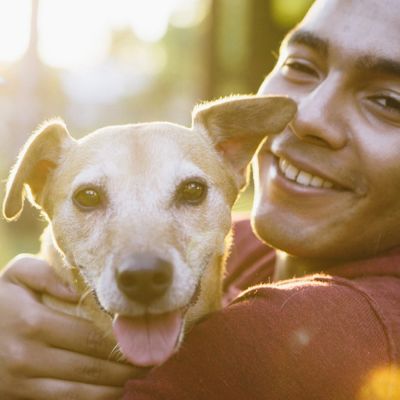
left=109, top=343, right=124, bottom=362
left=78, top=288, right=93, bottom=305
left=76, top=288, right=94, bottom=317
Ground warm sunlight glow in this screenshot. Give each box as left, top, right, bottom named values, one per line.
left=359, top=366, right=400, bottom=400
left=0, top=0, right=204, bottom=69
left=38, top=0, right=111, bottom=69
left=38, top=0, right=201, bottom=69
left=0, top=0, right=31, bottom=62
left=170, top=0, right=211, bottom=28
left=126, top=0, right=171, bottom=43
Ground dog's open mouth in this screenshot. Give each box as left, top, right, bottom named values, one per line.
left=110, top=277, right=202, bottom=367
left=112, top=310, right=184, bottom=367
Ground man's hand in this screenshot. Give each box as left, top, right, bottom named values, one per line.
left=0, top=255, right=137, bottom=400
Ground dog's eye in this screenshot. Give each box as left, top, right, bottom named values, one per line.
left=177, top=180, right=207, bottom=205
left=73, top=188, right=102, bottom=210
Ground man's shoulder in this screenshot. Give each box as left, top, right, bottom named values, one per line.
left=235, top=272, right=400, bottom=363
left=236, top=272, right=400, bottom=330
left=225, top=272, right=400, bottom=397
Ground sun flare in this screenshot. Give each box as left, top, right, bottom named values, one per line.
left=0, top=0, right=204, bottom=69
left=0, top=0, right=31, bottom=62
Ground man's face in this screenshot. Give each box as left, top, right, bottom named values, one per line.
left=253, top=0, right=400, bottom=260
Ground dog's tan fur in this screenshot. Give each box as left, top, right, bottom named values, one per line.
left=2, top=95, right=296, bottom=363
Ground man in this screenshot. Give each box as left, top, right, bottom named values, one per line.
left=1, top=0, right=400, bottom=398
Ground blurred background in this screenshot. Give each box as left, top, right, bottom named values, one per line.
left=0, top=0, right=313, bottom=267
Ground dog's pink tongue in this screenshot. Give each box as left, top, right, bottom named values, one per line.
left=112, top=311, right=183, bottom=367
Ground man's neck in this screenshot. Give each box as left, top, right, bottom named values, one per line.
left=273, top=250, right=338, bottom=281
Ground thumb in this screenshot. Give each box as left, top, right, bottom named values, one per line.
left=2, top=254, right=80, bottom=302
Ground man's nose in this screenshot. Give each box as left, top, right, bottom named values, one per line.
left=116, top=253, right=173, bottom=305
left=290, top=76, right=348, bottom=149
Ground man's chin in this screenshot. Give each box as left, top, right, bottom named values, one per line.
left=252, top=209, right=337, bottom=259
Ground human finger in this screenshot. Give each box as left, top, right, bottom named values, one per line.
left=25, top=378, right=124, bottom=400
left=38, top=307, right=120, bottom=359
left=30, top=346, right=137, bottom=386
left=2, top=254, right=80, bottom=302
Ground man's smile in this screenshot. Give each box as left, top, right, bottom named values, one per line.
left=277, top=156, right=335, bottom=189
left=264, top=133, right=369, bottom=198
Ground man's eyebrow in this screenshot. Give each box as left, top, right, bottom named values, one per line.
left=355, top=55, right=400, bottom=78
left=284, top=30, right=328, bottom=57
left=284, top=31, right=400, bottom=79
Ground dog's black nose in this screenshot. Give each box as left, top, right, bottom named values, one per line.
left=116, top=254, right=173, bottom=305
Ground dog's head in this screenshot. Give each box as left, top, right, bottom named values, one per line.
left=3, top=95, right=296, bottom=366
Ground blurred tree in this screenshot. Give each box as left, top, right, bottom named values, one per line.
left=246, top=0, right=288, bottom=92
left=15, top=0, right=41, bottom=136
left=204, top=0, right=313, bottom=98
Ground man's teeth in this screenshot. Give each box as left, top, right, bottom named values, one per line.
left=278, top=158, right=334, bottom=189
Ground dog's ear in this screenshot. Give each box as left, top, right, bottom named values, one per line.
left=3, top=119, right=75, bottom=221
left=192, top=95, right=296, bottom=189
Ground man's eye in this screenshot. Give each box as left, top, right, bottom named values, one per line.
left=281, top=59, right=319, bottom=79
left=366, top=93, right=400, bottom=125
left=369, top=95, right=400, bottom=114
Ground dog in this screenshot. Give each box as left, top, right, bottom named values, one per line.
left=2, top=95, right=296, bottom=367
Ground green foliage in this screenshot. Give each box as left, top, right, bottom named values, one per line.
left=271, top=0, right=314, bottom=27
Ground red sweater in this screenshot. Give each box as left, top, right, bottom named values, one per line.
left=124, top=219, right=400, bottom=399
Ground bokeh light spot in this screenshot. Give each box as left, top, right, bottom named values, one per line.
left=359, top=366, right=400, bottom=400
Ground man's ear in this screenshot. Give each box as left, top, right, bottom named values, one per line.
left=192, top=95, right=297, bottom=189
left=2, top=119, right=75, bottom=221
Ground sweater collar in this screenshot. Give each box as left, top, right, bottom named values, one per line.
left=325, top=246, right=400, bottom=279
